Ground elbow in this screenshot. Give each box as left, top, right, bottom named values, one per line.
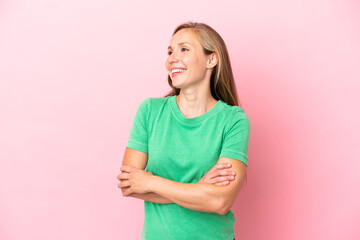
left=216, top=198, right=231, bottom=215
left=217, top=205, right=230, bottom=216
left=203, top=184, right=231, bottom=215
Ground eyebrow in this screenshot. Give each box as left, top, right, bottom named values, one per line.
left=167, top=42, right=191, bottom=50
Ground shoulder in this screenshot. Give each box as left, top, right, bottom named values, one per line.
left=138, top=96, right=166, bottom=107
left=143, top=96, right=172, bottom=109
left=221, top=102, right=249, bottom=121
left=136, top=97, right=151, bottom=112
left=220, top=102, right=250, bottom=132
left=135, top=96, right=170, bottom=116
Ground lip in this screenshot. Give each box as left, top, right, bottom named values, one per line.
left=171, top=67, right=187, bottom=70
left=171, top=68, right=187, bottom=77
left=172, top=70, right=186, bottom=77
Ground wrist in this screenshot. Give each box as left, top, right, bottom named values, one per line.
left=147, top=175, right=158, bottom=192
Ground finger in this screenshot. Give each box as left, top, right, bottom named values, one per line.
left=212, top=170, right=231, bottom=178
left=121, top=186, right=130, bottom=193
left=123, top=188, right=132, bottom=196
left=205, top=164, right=232, bottom=180
left=212, top=163, right=231, bottom=171
left=217, top=163, right=232, bottom=169
left=207, top=164, right=227, bottom=177
left=120, top=165, right=131, bottom=172
left=117, top=172, right=129, bottom=180
left=213, top=176, right=233, bottom=183
left=214, top=181, right=229, bottom=186
left=211, top=173, right=232, bottom=182
left=214, top=176, right=227, bottom=182
left=219, top=163, right=232, bottom=168
left=218, top=170, right=236, bottom=176
left=203, top=177, right=216, bottom=184
left=118, top=180, right=130, bottom=188
left=123, top=180, right=131, bottom=188
left=208, top=164, right=224, bottom=175
left=214, top=175, right=235, bottom=182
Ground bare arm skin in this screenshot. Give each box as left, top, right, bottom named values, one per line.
left=146, top=158, right=246, bottom=215
left=120, top=147, right=172, bottom=204
left=120, top=159, right=246, bottom=215
left=119, top=148, right=237, bottom=204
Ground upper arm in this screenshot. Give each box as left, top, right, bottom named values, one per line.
left=215, top=157, right=247, bottom=215
left=123, top=97, right=151, bottom=170
left=126, top=97, right=151, bottom=154
left=122, top=147, right=148, bottom=170
left=120, top=147, right=148, bottom=195
left=215, top=109, right=251, bottom=215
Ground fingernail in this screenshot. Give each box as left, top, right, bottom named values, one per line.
left=227, top=164, right=231, bottom=167
left=232, top=171, right=236, bottom=175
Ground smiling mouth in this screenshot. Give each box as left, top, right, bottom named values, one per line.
left=171, top=70, right=187, bottom=77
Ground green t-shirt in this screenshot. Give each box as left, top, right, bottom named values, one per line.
left=126, top=95, right=250, bottom=240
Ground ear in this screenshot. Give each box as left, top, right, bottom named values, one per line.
left=207, top=52, right=218, bottom=69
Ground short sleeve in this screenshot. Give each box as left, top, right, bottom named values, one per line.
left=219, top=110, right=251, bottom=167
left=126, top=97, right=151, bottom=153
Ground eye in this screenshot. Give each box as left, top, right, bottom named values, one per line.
left=167, top=48, right=188, bottom=55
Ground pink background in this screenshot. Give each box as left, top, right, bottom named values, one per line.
left=0, top=0, right=359, bottom=239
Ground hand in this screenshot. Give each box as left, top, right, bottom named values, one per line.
left=117, top=165, right=154, bottom=196
left=198, top=163, right=236, bottom=186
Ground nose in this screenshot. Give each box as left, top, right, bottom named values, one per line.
left=167, top=51, right=179, bottom=64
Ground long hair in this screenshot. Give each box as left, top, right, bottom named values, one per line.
left=163, top=21, right=242, bottom=107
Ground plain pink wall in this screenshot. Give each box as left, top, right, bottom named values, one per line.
left=0, top=0, right=359, bottom=239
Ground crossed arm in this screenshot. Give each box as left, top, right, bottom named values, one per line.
left=118, top=147, right=247, bottom=215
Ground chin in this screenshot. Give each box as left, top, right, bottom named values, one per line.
left=171, top=78, right=182, bottom=88
left=172, top=81, right=187, bottom=89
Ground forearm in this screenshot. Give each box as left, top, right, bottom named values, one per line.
left=128, top=192, right=173, bottom=204
left=148, top=175, right=222, bottom=214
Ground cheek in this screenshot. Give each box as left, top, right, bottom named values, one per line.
left=182, top=56, right=192, bottom=65
left=165, top=60, right=170, bottom=70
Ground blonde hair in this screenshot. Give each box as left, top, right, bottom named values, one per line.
left=164, top=21, right=242, bottom=107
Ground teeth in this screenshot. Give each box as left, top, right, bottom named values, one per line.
left=172, top=69, right=186, bottom=73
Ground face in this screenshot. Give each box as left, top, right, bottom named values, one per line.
left=165, top=29, right=216, bottom=89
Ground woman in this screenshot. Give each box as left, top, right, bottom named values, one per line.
left=117, top=21, right=250, bottom=240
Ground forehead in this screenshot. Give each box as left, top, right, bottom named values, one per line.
left=168, top=29, right=199, bottom=49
